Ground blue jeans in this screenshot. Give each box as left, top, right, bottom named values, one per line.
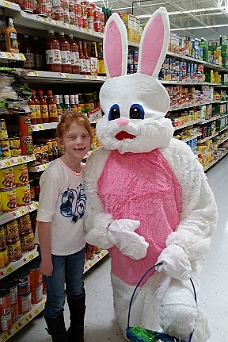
left=44, top=247, right=86, bottom=319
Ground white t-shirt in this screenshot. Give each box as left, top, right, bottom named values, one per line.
left=36, top=158, right=86, bottom=255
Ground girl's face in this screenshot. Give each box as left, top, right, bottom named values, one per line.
left=58, top=121, right=91, bottom=161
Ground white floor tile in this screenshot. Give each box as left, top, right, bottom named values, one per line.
left=8, top=155, right=228, bottom=341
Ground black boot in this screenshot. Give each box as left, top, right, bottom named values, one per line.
left=44, top=313, right=68, bottom=342
left=67, top=296, right=85, bottom=342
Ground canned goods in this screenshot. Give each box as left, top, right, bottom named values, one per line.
left=0, top=192, right=3, bottom=216
left=0, top=288, right=11, bottom=315
left=0, top=167, right=15, bottom=190
left=9, top=136, right=21, bottom=149
left=0, top=245, right=9, bottom=268
left=20, top=135, right=33, bottom=155
left=0, top=118, right=6, bottom=130
left=13, top=164, right=29, bottom=186
left=0, top=129, right=8, bottom=139
left=4, top=280, right=18, bottom=305
left=18, top=116, right=32, bottom=136
left=0, top=312, right=12, bottom=332
left=31, top=284, right=42, bottom=304
left=18, top=290, right=31, bottom=315
left=19, top=214, right=32, bottom=233
left=28, top=260, right=42, bottom=287
left=11, top=147, right=22, bottom=157
left=1, top=188, right=18, bottom=212
left=16, top=183, right=32, bottom=207
left=20, top=229, right=35, bottom=253
left=11, top=302, right=19, bottom=323
left=5, top=219, right=19, bottom=241
left=7, top=236, right=22, bottom=262
left=13, top=268, right=30, bottom=286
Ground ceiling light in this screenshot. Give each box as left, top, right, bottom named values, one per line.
left=171, top=23, right=228, bottom=31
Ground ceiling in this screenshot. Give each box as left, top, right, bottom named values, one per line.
left=94, top=0, right=228, bottom=34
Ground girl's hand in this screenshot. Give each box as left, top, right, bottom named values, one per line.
left=40, top=258, right=53, bottom=277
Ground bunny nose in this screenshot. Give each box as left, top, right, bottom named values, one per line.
left=117, top=118, right=130, bottom=126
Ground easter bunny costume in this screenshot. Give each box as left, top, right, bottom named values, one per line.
left=84, top=7, right=218, bottom=341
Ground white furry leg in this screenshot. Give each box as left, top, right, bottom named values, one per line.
left=158, top=278, right=210, bottom=342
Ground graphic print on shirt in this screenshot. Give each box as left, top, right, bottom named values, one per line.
left=60, top=183, right=86, bottom=223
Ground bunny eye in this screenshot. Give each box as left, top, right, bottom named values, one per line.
left=108, top=104, right=120, bottom=121
left=130, top=104, right=144, bottom=120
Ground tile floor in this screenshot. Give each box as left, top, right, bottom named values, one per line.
left=8, top=155, right=228, bottom=342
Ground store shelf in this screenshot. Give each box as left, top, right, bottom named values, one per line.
left=31, top=122, right=58, bottom=131
left=0, top=52, right=26, bottom=63
left=14, top=11, right=103, bottom=42
left=0, top=0, right=21, bottom=12
left=0, top=247, right=39, bottom=279
left=84, top=249, right=108, bottom=273
left=28, top=162, right=52, bottom=173
left=0, top=155, right=35, bottom=170
left=0, top=297, right=46, bottom=342
left=204, top=150, right=228, bottom=172
left=0, top=201, right=39, bottom=225
left=173, top=119, right=202, bottom=131
left=22, top=70, right=106, bottom=84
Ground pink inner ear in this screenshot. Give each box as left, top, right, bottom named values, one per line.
left=105, top=21, right=122, bottom=77
left=140, top=14, right=164, bottom=75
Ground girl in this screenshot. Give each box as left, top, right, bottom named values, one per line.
left=36, top=111, right=93, bottom=342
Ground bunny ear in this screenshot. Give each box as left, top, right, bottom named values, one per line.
left=137, top=7, right=170, bottom=77
left=103, top=13, right=128, bottom=78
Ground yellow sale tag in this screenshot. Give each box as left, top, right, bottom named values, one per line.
left=3, top=160, right=11, bottom=167
left=2, top=1, right=10, bottom=8
left=19, top=208, right=26, bottom=216
left=28, top=253, right=35, bottom=261
left=33, top=71, right=39, bottom=76
left=42, top=164, right=47, bottom=170
left=5, top=53, right=12, bottom=59
left=37, top=124, right=44, bottom=130
left=1, top=333, right=9, bottom=341
left=33, top=308, right=40, bottom=316
left=6, top=265, right=14, bottom=274
left=101, top=252, right=105, bottom=257
left=88, top=262, right=93, bottom=267
left=16, top=157, right=23, bottom=164
left=18, top=53, right=26, bottom=60
left=23, top=316, right=30, bottom=324
left=33, top=202, right=39, bottom=210
left=13, top=325, right=20, bottom=333
left=64, top=73, right=70, bottom=78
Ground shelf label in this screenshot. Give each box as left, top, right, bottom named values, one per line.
left=28, top=253, right=35, bottom=261
left=37, top=124, right=44, bottom=130
left=1, top=333, right=9, bottom=341
left=2, top=1, right=10, bottom=7
left=16, top=157, right=23, bottom=164
left=3, top=160, right=11, bottom=168
left=23, top=316, right=30, bottom=325
left=33, top=308, right=40, bottom=316
left=19, top=208, right=27, bottom=216
left=6, top=265, right=14, bottom=275
left=13, top=324, right=20, bottom=333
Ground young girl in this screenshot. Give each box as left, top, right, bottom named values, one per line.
left=36, top=111, right=93, bottom=342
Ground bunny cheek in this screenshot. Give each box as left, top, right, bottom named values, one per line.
left=115, top=131, right=136, bottom=141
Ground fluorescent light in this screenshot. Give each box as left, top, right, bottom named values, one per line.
left=137, top=6, right=228, bottom=18
left=171, top=23, right=228, bottom=31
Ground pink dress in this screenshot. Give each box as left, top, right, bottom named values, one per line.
left=97, top=149, right=182, bottom=286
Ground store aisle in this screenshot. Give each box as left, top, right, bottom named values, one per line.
left=8, top=155, right=228, bottom=342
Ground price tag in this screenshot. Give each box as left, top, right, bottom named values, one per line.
left=19, top=208, right=27, bottom=216
left=3, top=160, right=12, bottom=168
left=37, top=124, right=44, bottom=130
left=23, top=316, right=30, bottom=324
left=88, top=262, right=93, bottom=267
left=43, top=17, right=49, bottom=23
left=42, top=164, right=47, bottom=170
left=64, top=73, right=70, bottom=78
left=33, top=308, right=40, bottom=316
left=5, top=52, right=12, bottom=59
left=18, top=53, right=26, bottom=61
left=13, top=324, right=20, bottom=333
left=6, top=265, right=14, bottom=275
left=2, top=1, right=10, bottom=8
left=28, top=253, right=35, bottom=261
left=16, top=157, right=23, bottom=164
left=32, top=71, right=39, bottom=76
left=1, top=333, right=9, bottom=341
left=33, top=202, right=39, bottom=210
left=55, top=20, right=60, bottom=26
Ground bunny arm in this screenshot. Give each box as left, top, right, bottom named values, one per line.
left=160, top=138, right=218, bottom=262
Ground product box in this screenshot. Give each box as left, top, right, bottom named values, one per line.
left=122, top=14, right=136, bottom=43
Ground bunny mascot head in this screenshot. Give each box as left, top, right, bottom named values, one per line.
left=84, top=7, right=217, bottom=342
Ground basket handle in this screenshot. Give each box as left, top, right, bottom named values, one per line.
left=127, top=262, right=197, bottom=342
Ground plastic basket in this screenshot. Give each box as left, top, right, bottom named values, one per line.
left=126, top=263, right=196, bottom=342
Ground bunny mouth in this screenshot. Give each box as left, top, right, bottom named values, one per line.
left=115, top=131, right=136, bottom=141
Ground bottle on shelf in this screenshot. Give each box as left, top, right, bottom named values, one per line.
left=37, top=90, right=49, bottom=123
left=97, top=42, right=106, bottom=76
left=45, top=30, right=62, bottom=72
left=58, top=32, right=72, bottom=74
left=68, top=34, right=80, bottom=74
left=33, top=36, right=45, bottom=70
left=69, top=94, right=77, bottom=111
left=28, top=92, right=38, bottom=124
left=90, top=41, right=98, bottom=76
left=21, top=35, right=36, bottom=69
left=46, top=90, right=58, bottom=122
left=54, top=94, right=63, bottom=120
left=78, top=40, right=86, bottom=75
left=4, top=16, right=19, bottom=53
left=83, top=41, right=91, bottom=75
left=32, top=90, right=42, bottom=124
left=0, top=19, right=6, bottom=52
left=64, top=95, right=71, bottom=112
